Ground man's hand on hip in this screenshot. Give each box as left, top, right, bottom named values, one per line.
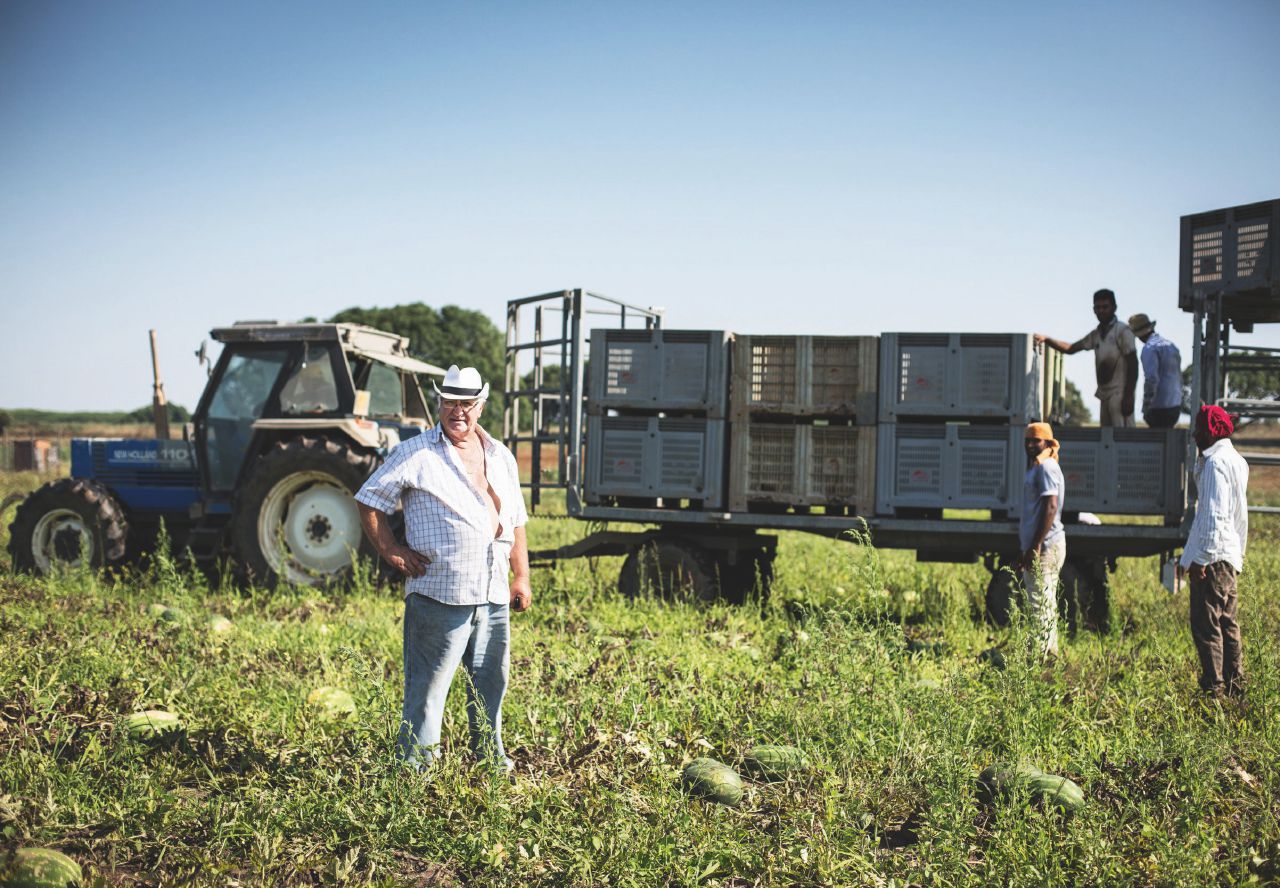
left=384, top=544, right=430, bottom=578
left=510, top=576, right=532, bottom=612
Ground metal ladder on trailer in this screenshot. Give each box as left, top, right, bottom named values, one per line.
left=502, top=289, right=662, bottom=515
left=1188, top=293, right=1280, bottom=514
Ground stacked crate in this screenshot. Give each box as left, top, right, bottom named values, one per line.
left=875, top=333, right=1043, bottom=517
left=727, top=336, right=879, bottom=516
left=1056, top=428, right=1188, bottom=524
left=584, top=328, right=731, bottom=509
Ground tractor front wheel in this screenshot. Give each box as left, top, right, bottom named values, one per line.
left=7, top=478, right=129, bottom=575
left=231, top=437, right=376, bottom=588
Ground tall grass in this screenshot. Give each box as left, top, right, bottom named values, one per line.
left=1, top=470, right=1278, bottom=884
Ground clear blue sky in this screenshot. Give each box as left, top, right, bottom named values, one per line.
left=2, top=1, right=1278, bottom=414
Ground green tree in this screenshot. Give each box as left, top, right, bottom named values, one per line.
left=1058, top=379, right=1094, bottom=426
left=329, top=303, right=505, bottom=434
left=128, top=403, right=191, bottom=425
left=1182, top=352, right=1279, bottom=425
left=0, top=409, right=10, bottom=435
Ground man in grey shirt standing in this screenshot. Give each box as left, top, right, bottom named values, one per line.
left=1036, top=288, right=1139, bottom=427
left=1018, top=422, right=1066, bottom=659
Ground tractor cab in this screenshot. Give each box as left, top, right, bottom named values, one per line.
left=8, top=320, right=445, bottom=588
left=194, top=322, right=442, bottom=502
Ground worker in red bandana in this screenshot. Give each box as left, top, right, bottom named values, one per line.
left=1178, top=405, right=1250, bottom=699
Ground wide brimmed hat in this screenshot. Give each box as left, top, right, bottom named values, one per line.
left=1127, top=313, right=1156, bottom=334
left=432, top=365, right=490, bottom=401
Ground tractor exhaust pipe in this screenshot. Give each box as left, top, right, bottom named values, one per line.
left=149, top=329, right=170, bottom=440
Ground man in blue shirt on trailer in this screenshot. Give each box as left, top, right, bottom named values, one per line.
left=1128, top=313, right=1183, bottom=428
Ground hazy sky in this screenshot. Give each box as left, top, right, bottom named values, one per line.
left=2, top=1, right=1278, bottom=414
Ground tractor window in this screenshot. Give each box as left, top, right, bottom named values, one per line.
left=279, top=348, right=340, bottom=415
left=365, top=362, right=402, bottom=417
left=205, top=349, right=288, bottom=490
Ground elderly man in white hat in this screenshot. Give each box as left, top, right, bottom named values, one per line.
left=355, top=365, right=530, bottom=771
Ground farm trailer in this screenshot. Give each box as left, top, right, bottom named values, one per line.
left=503, top=291, right=1184, bottom=613
left=502, top=199, right=1278, bottom=610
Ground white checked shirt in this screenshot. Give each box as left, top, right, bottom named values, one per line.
left=1181, top=437, right=1249, bottom=573
left=356, top=425, right=528, bottom=605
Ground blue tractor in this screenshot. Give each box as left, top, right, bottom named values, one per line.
left=7, top=322, right=444, bottom=587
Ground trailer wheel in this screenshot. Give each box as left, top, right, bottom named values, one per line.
left=618, top=541, right=719, bottom=603
left=1059, top=556, right=1111, bottom=634
left=231, top=436, right=376, bottom=588
left=7, top=478, right=129, bottom=575
left=716, top=550, right=774, bottom=604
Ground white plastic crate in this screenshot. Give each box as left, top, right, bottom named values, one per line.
left=879, top=333, right=1043, bottom=422
left=585, top=415, right=725, bottom=507
left=730, top=335, right=878, bottom=420
left=875, top=423, right=1023, bottom=514
left=1056, top=428, right=1187, bottom=521
left=589, top=328, right=730, bottom=415
left=728, top=420, right=875, bottom=513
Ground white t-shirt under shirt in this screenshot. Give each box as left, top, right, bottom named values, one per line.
left=1072, top=319, right=1137, bottom=400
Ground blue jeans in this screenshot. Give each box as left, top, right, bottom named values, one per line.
left=400, top=593, right=511, bottom=769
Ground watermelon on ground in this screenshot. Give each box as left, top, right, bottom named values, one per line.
left=978, top=647, right=1007, bottom=671
left=148, top=604, right=183, bottom=623
left=978, top=762, right=1084, bottom=812
left=307, top=686, right=356, bottom=719
left=206, top=615, right=233, bottom=634
left=741, top=745, right=808, bottom=781
left=1027, top=772, right=1085, bottom=813
left=122, top=710, right=184, bottom=743
left=681, top=758, right=744, bottom=806
left=2, top=847, right=83, bottom=887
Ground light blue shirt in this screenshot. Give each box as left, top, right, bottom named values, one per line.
left=1020, top=458, right=1065, bottom=552
left=1140, top=331, right=1182, bottom=413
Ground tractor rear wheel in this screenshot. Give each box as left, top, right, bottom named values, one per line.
left=7, top=479, right=129, bottom=575
left=618, top=540, right=719, bottom=603
left=231, top=437, right=376, bottom=588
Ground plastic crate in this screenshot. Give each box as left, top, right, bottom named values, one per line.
left=730, top=335, right=878, bottom=420
left=728, top=420, right=875, bottom=513
left=585, top=415, right=725, bottom=507
left=878, top=333, right=1043, bottom=423
left=1056, top=428, right=1188, bottom=522
left=1180, top=199, right=1279, bottom=321
left=589, top=328, right=730, bottom=415
left=875, top=423, right=1023, bottom=515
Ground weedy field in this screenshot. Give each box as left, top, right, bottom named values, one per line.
left=2, top=469, right=1279, bottom=886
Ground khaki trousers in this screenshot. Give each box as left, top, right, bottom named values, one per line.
left=1099, top=392, right=1135, bottom=427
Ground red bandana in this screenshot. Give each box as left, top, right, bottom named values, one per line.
left=1196, top=405, right=1234, bottom=441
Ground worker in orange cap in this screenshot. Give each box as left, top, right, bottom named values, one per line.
left=1018, top=422, right=1065, bottom=658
